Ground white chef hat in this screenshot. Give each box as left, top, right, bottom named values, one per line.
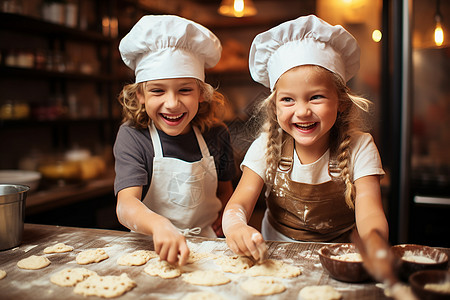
left=119, top=15, right=222, bottom=83
left=249, top=15, right=360, bottom=90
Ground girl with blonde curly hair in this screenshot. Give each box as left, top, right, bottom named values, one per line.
left=222, top=15, right=388, bottom=261
left=114, top=15, right=235, bottom=266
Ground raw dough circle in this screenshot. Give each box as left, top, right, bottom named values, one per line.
left=0, top=270, right=6, bottom=279
left=181, top=291, right=224, bottom=300
left=240, top=277, right=286, bottom=296
left=50, top=267, right=97, bottom=287
left=74, top=273, right=136, bottom=298
left=17, top=255, right=51, bottom=270
left=144, top=259, right=182, bottom=279
left=44, top=242, right=74, bottom=254
left=246, top=259, right=301, bottom=278
left=76, top=248, right=109, bottom=265
left=299, top=285, right=342, bottom=300
left=117, top=250, right=157, bottom=266
left=331, top=253, right=362, bottom=262
left=182, top=270, right=231, bottom=286
left=215, top=255, right=254, bottom=273
left=187, top=251, right=217, bottom=264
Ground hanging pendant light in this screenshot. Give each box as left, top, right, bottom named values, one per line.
left=218, top=0, right=257, bottom=18
left=434, top=0, right=444, bottom=46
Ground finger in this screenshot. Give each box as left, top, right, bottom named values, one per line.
left=178, top=243, right=190, bottom=266
left=166, top=244, right=180, bottom=265
left=158, top=243, right=169, bottom=262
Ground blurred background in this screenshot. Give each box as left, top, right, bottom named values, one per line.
left=0, top=0, right=449, bottom=247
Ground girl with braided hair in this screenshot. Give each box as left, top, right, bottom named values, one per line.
left=222, top=15, right=388, bottom=261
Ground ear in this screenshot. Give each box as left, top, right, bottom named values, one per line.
left=137, top=90, right=145, bottom=105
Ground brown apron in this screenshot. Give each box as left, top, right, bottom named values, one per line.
left=266, top=136, right=355, bottom=242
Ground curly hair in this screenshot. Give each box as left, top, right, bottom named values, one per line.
left=117, top=79, right=226, bottom=132
left=259, top=65, right=372, bottom=210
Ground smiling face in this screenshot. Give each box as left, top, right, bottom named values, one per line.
left=138, top=78, right=201, bottom=136
left=275, top=65, right=340, bottom=162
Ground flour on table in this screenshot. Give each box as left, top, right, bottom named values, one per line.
left=117, top=250, right=157, bottom=266
left=240, top=277, right=286, bottom=296
left=181, top=291, right=225, bottom=300
left=245, top=259, right=301, bottom=278
left=50, top=267, right=97, bottom=287
left=182, top=270, right=231, bottom=286
left=76, top=248, right=109, bottom=265
left=214, top=255, right=254, bottom=273
left=144, top=258, right=182, bottom=279
left=17, top=255, right=51, bottom=270
left=0, top=270, right=6, bottom=279
left=330, top=253, right=362, bottom=262
left=44, top=242, right=74, bottom=254
left=299, top=285, right=342, bottom=300
left=74, top=273, right=136, bottom=298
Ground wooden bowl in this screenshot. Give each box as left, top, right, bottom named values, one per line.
left=409, top=270, right=450, bottom=300
left=392, top=244, right=448, bottom=281
left=318, top=243, right=370, bottom=282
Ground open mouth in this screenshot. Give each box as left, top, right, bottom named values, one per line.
left=161, top=113, right=185, bottom=122
left=295, top=122, right=317, bottom=130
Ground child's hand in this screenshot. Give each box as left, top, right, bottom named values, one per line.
left=152, top=218, right=190, bottom=266
left=225, top=223, right=266, bottom=261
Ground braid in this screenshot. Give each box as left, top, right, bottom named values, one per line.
left=257, top=91, right=282, bottom=185
left=336, top=134, right=355, bottom=209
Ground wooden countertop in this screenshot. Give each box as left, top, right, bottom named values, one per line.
left=0, top=224, right=447, bottom=299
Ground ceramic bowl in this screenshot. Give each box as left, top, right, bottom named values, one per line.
left=318, top=243, right=370, bottom=282
left=409, top=270, right=450, bottom=300
left=392, top=244, right=448, bottom=281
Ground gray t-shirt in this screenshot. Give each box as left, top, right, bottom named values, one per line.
left=113, top=123, right=236, bottom=198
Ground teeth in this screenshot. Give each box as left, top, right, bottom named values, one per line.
left=296, top=122, right=315, bottom=128
left=162, top=113, right=183, bottom=120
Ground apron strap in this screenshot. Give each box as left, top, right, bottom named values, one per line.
left=278, top=134, right=294, bottom=172
left=149, top=122, right=163, bottom=158
left=192, top=126, right=211, bottom=157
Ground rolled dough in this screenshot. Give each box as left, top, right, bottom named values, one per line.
left=17, top=255, right=51, bottom=270
left=144, top=258, right=182, bottom=279
left=50, top=267, right=97, bottom=287
left=117, top=250, right=157, bottom=266
left=74, top=273, right=136, bottom=298
left=240, top=277, right=286, bottom=296
left=214, top=255, right=254, bottom=273
left=245, top=259, right=301, bottom=278
left=181, top=291, right=224, bottom=300
left=299, top=285, right=342, bottom=300
left=182, top=270, right=231, bottom=286
left=44, top=242, right=74, bottom=254
left=76, top=248, right=109, bottom=265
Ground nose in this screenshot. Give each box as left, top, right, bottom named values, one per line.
left=164, top=92, right=179, bottom=109
left=294, top=101, right=312, bottom=118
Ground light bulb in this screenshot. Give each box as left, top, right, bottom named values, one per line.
left=434, top=21, right=444, bottom=46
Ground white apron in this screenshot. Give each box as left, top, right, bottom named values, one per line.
left=142, top=122, right=221, bottom=237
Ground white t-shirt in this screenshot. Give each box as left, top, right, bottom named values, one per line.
left=241, top=131, right=385, bottom=184
left=242, top=131, right=385, bottom=242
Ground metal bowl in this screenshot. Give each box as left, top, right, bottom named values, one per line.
left=392, top=244, right=448, bottom=281
left=0, top=184, right=29, bottom=250
left=409, top=270, right=450, bottom=300
left=318, top=243, right=371, bottom=282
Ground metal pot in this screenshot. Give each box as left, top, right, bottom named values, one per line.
left=0, top=184, right=29, bottom=250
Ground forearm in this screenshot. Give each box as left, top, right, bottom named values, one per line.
left=356, top=210, right=389, bottom=240
left=116, top=195, right=175, bottom=236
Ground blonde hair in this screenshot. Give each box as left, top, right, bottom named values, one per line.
left=118, top=79, right=226, bottom=132
left=260, top=65, right=372, bottom=210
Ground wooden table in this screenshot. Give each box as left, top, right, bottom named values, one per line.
left=0, top=224, right=446, bottom=299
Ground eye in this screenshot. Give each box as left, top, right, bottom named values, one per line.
left=280, top=97, right=294, bottom=103
left=179, top=87, right=194, bottom=94
left=310, top=94, right=326, bottom=102
left=149, top=88, right=164, bottom=94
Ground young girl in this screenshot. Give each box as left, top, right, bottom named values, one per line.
left=222, top=15, right=388, bottom=261
left=114, top=15, right=236, bottom=266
